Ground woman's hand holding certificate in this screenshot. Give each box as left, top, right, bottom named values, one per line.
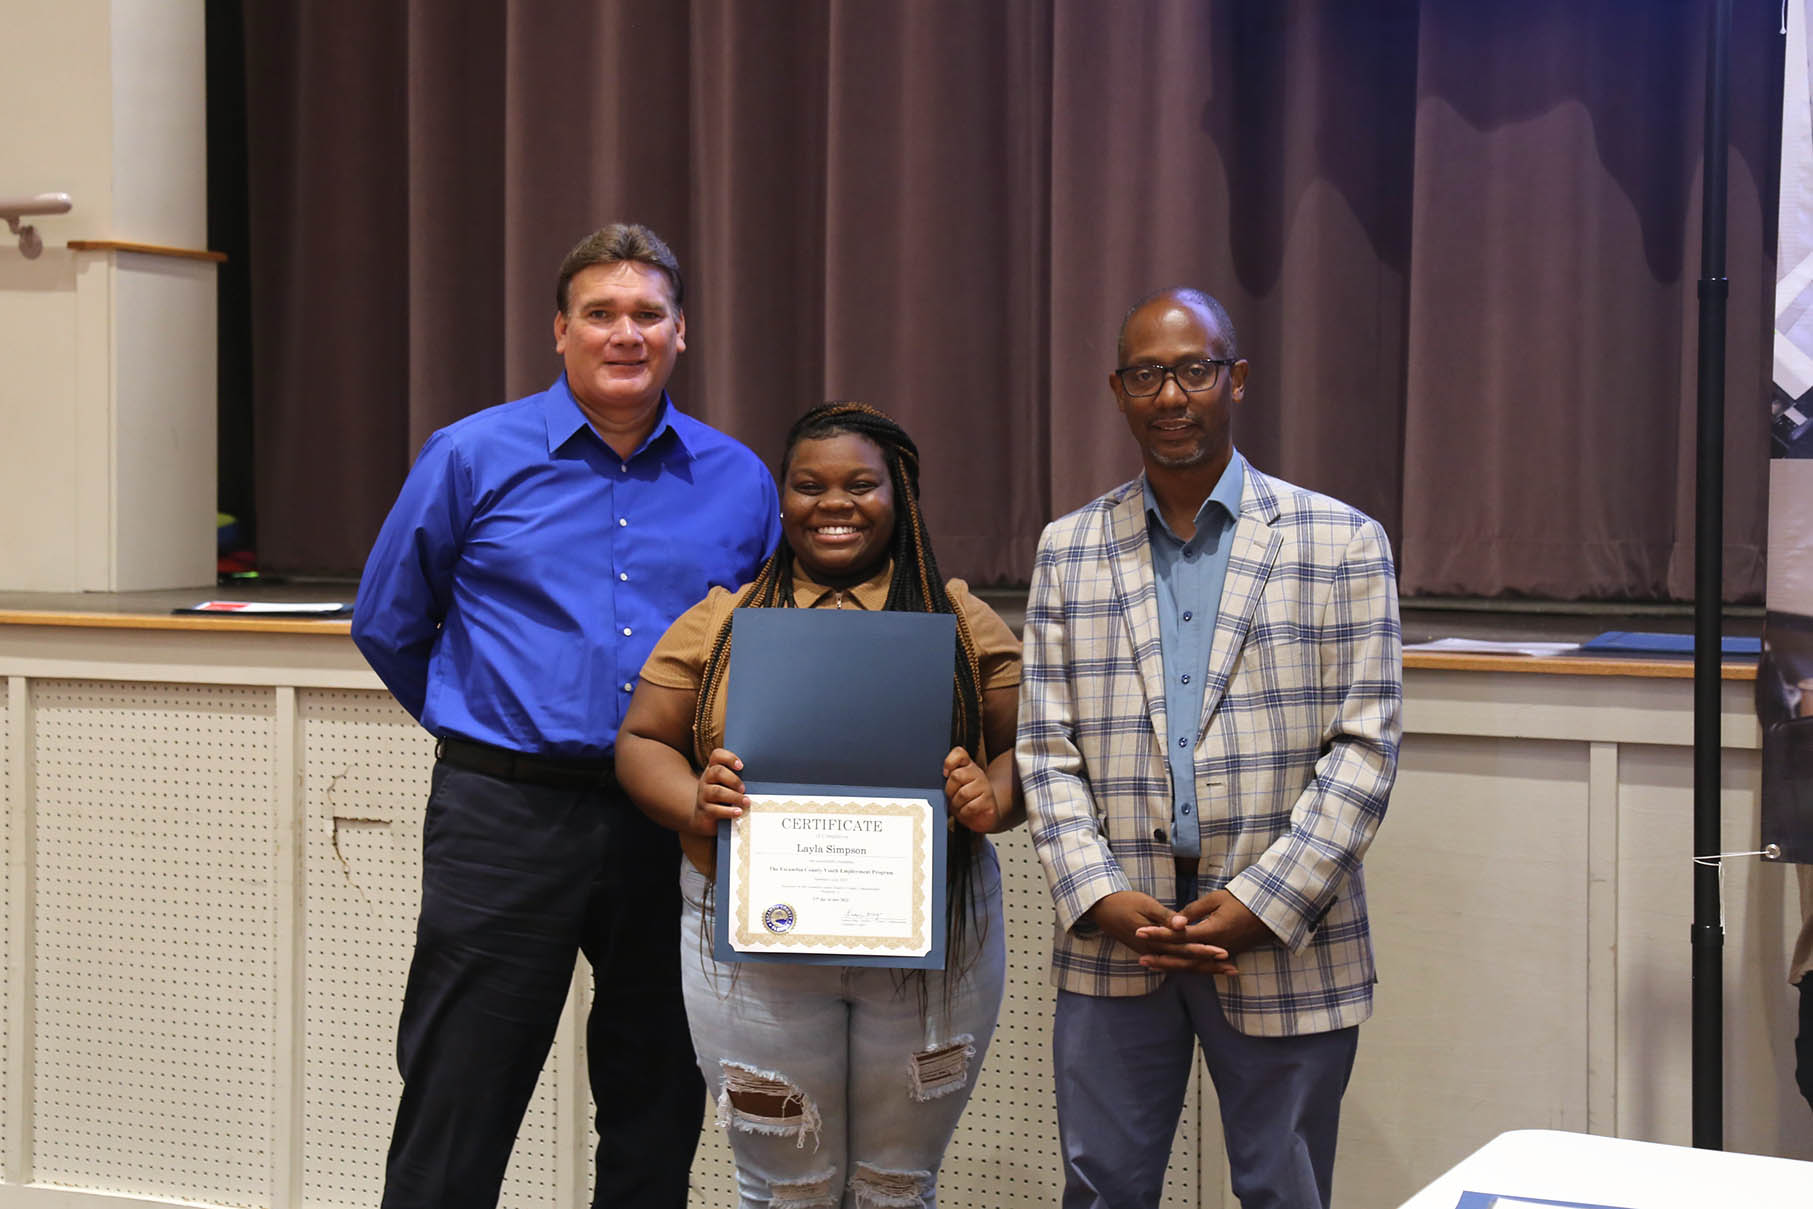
left=943, top=746, right=1010, bottom=833
left=691, top=747, right=750, bottom=833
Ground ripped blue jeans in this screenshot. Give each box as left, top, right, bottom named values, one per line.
left=678, top=844, right=1006, bottom=1209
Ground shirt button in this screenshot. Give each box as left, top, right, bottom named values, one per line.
left=1181, top=674, right=1191, bottom=684
left=622, top=682, right=634, bottom=692
left=620, top=462, right=628, bottom=472
left=618, top=517, right=628, bottom=527
left=1153, top=828, right=1167, bottom=843
left=1178, top=736, right=1188, bottom=747
left=619, top=572, right=629, bottom=581
left=1182, top=804, right=1193, bottom=815
left=622, top=627, right=633, bottom=636
left=1182, top=610, right=1193, bottom=622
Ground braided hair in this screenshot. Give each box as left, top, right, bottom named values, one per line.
left=693, top=402, right=991, bottom=965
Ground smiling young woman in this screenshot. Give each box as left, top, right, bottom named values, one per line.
left=614, top=402, right=1024, bottom=1208
left=780, top=431, right=896, bottom=589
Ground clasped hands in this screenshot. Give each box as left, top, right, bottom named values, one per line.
left=1085, top=888, right=1276, bottom=976
left=689, top=746, right=1010, bottom=834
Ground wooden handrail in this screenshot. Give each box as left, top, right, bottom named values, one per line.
left=67, top=239, right=226, bottom=263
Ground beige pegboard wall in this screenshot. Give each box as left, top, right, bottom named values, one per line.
left=29, top=680, right=277, bottom=1206
left=7, top=674, right=1215, bottom=1209
left=299, top=689, right=568, bottom=1209
left=686, top=1094, right=738, bottom=1206
left=684, top=827, right=1208, bottom=1207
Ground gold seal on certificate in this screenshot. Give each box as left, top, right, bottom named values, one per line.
left=727, top=795, right=934, bottom=957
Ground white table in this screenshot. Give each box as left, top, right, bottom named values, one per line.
left=1396, top=1129, right=1813, bottom=1208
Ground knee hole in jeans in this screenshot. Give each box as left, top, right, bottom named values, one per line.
left=850, top=1162, right=932, bottom=1208
left=906, top=1034, right=975, bottom=1103
left=717, top=1061, right=822, bottom=1150
left=769, top=1167, right=839, bottom=1209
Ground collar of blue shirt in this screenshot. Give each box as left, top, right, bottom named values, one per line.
left=540, top=374, right=696, bottom=463
left=1141, top=450, right=1246, bottom=546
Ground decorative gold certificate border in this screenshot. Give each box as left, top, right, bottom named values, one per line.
left=730, top=796, right=931, bottom=955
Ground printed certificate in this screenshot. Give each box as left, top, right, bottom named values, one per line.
left=717, top=607, right=956, bottom=968
left=726, top=795, right=934, bottom=957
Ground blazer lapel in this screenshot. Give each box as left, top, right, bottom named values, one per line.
left=1105, top=487, right=1169, bottom=742
left=1199, top=468, right=1283, bottom=733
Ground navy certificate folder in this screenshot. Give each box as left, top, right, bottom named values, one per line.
left=715, top=607, right=957, bottom=970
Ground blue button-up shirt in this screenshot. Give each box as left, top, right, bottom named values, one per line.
left=1144, top=453, right=1245, bottom=860
left=351, top=376, right=779, bottom=758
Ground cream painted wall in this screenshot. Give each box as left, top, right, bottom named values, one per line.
left=0, top=0, right=206, bottom=240
left=0, top=253, right=80, bottom=587
left=0, top=0, right=215, bottom=592
left=0, top=2, right=116, bottom=240
left=110, top=0, right=208, bottom=247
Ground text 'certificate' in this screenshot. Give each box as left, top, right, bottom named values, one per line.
left=727, top=795, right=933, bottom=957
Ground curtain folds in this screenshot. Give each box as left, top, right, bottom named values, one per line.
left=245, top=0, right=1780, bottom=599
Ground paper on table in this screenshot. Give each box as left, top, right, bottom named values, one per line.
left=1403, top=637, right=1581, bottom=657
left=175, top=600, right=350, bottom=615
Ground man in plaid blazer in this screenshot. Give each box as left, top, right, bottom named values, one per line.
left=1018, top=287, right=1401, bottom=1209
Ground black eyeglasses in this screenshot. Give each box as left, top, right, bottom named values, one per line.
left=1113, top=358, right=1237, bottom=397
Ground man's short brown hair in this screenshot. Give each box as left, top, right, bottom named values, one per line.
left=555, top=223, right=684, bottom=314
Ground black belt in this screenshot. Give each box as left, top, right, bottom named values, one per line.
left=436, top=736, right=617, bottom=791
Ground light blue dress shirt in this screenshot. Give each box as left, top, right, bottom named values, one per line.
left=351, top=376, right=779, bottom=759
left=1143, top=452, right=1245, bottom=860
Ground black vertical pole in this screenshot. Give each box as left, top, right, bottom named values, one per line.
left=1691, top=0, right=1732, bottom=1153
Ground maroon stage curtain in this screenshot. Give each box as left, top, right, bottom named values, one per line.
left=244, top=0, right=1779, bottom=599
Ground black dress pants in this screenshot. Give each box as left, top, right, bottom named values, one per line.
left=382, top=762, right=704, bottom=1209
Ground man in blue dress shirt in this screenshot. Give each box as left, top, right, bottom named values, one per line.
left=1018, top=287, right=1401, bottom=1208
left=352, top=223, right=779, bottom=1209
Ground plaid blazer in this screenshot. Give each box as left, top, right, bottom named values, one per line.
left=1016, top=463, right=1401, bottom=1036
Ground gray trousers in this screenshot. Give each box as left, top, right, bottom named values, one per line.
left=1052, top=877, right=1358, bottom=1209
